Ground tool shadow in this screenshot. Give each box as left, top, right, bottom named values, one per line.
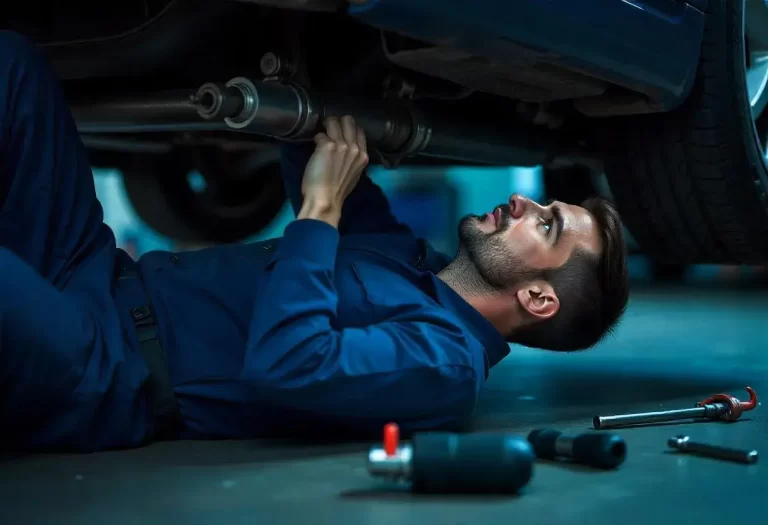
left=590, top=418, right=753, bottom=431
left=534, top=457, right=619, bottom=473
left=339, top=484, right=520, bottom=502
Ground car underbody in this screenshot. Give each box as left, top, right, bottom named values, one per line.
left=5, top=0, right=768, bottom=264
left=39, top=0, right=622, bottom=160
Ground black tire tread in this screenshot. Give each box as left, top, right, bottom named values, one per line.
left=122, top=153, right=286, bottom=244
left=602, top=0, right=768, bottom=264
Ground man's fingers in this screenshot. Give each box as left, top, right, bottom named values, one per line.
left=324, top=117, right=343, bottom=142
left=313, top=133, right=336, bottom=156
left=340, top=116, right=358, bottom=146
left=355, top=124, right=367, bottom=155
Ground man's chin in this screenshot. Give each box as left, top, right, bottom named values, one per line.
left=458, top=217, right=480, bottom=240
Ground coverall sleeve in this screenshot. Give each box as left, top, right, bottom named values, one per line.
left=280, top=142, right=412, bottom=236
left=244, top=219, right=480, bottom=428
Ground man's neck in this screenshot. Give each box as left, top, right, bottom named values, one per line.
left=437, top=250, right=494, bottom=298
left=437, top=251, right=520, bottom=336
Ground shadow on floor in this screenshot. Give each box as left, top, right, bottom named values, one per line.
left=471, top=355, right=758, bottom=432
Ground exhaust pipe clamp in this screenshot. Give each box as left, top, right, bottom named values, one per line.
left=377, top=103, right=432, bottom=168
left=222, top=77, right=319, bottom=139
left=281, top=81, right=320, bottom=139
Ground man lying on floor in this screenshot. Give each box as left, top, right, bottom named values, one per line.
left=0, top=31, right=629, bottom=452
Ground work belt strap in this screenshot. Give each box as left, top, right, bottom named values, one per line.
left=130, top=302, right=183, bottom=440
left=118, top=267, right=182, bottom=441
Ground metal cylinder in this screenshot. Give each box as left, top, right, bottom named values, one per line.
left=204, top=80, right=419, bottom=153
left=668, top=435, right=759, bottom=464
left=593, top=407, right=707, bottom=429
left=72, top=90, right=230, bottom=133
left=222, top=77, right=318, bottom=137
left=527, top=428, right=627, bottom=469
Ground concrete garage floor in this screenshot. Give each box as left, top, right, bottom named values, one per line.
left=1, top=287, right=766, bottom=525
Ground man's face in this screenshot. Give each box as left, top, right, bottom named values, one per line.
left=458, top=194, right=601, bottom=289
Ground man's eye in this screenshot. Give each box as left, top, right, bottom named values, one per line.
left=540, top=217, right=553, bottom=234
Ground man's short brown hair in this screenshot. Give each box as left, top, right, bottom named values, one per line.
left=510, top=197, right=629, bottom=351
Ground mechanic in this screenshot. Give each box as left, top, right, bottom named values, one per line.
left=0, top=31, right=629, bottom=452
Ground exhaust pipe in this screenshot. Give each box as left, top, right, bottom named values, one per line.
left=72, top=90, right=231, bottom=133
left=72, top=78, right=567, bottom=166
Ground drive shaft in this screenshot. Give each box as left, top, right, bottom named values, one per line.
left=593, top=387, right=758, bottom=429
left=71, top=77, right=567, bottom=166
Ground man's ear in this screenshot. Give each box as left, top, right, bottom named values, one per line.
left=516, top=281, right=559, bottom=321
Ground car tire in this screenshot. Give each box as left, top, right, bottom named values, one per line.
left=600, top=0, right=768, bottom=265
left=122, top=147, right=286, bottom=244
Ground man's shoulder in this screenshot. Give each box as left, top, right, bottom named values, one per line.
left=339, top=230, right=415, bottom=255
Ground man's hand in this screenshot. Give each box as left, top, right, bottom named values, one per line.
left=297, top=115, right=369, bottom=227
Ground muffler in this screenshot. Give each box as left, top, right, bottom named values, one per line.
left=72, top=78, right=567, bottom=166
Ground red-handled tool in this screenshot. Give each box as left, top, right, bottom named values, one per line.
left=593, top=386, right=758, bottom=429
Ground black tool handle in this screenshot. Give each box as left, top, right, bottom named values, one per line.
left=410, top=432, right=535, bottom=494
left=527, top=428, right=627, bottom=469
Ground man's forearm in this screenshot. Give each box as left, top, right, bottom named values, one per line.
left=296, top=198, right=342, bottom=228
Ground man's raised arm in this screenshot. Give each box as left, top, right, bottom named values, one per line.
left=279, top=117, right=411, bottom=236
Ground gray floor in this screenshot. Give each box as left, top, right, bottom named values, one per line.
left=2, top=287, right=766, bottom=525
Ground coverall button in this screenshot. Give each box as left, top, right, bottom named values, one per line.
left=262, top=243, right=274, bottom=252
left=169, top=254, right=179, bottom=263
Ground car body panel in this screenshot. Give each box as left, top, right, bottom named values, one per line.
left=349, top=0, right=706, bottom=110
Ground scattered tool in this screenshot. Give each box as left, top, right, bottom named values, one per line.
left=593, top=386, right=758, bottom=429
left=366, top=423, right=535, bottom=494
left=527, top=428, right=627, bottom=469
left=668, top=435, right=758, bottom=464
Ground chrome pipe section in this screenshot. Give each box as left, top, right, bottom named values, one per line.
left=71, top=78, right=565, bottom=165
left=208, top=77, right=420, bottom=152
left=217, top=77, right=319, bottom=137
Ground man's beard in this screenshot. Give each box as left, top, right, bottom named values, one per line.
left=456, top=208, right=538, bottom=291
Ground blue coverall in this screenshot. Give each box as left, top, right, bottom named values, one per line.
left=0, top=32, right=510, bottom=451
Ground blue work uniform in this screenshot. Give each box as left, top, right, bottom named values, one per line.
left=0, top=31, right=510, bottom=452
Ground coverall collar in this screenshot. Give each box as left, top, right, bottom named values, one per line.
left=427, top=274, right=511, bottom=374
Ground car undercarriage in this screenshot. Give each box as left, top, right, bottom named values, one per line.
left=9, top=0, right=589, bottom=242
left=5, top=0, right=768, bottom=264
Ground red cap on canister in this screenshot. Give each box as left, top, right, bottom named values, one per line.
left=383, top=422, right=400, bottom=456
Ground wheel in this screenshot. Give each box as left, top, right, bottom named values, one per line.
left=601, top=0, right=768, bottom=265
left=122, top=146, right=286, bottom=243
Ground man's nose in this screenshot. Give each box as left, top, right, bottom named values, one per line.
left=508, top=194, right=529, bottom=219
